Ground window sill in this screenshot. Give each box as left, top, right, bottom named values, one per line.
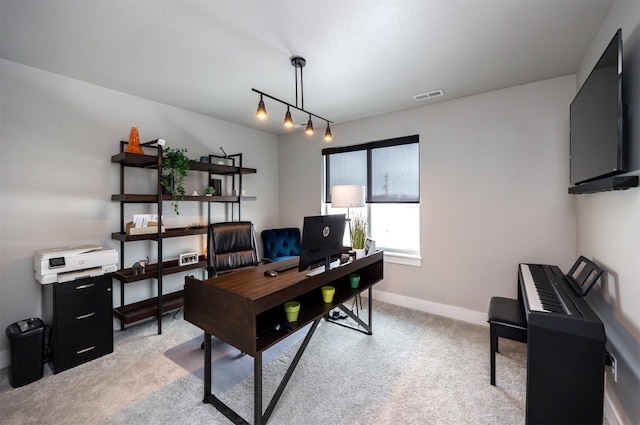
left=382, top=251, right=422, bottom=267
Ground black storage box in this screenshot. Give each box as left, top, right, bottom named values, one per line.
left=5, top=318, right=45, bottom=388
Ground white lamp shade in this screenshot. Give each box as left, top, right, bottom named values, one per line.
left=331, top=185, right=365, bottom=208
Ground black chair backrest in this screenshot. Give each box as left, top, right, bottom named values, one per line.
left=208, top=221, right=259, bottom=276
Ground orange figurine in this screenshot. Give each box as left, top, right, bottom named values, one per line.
left=125, top=126, right=144, bottom=154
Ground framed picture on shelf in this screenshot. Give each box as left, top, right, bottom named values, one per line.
left=364, top=238, right=376, bottom=256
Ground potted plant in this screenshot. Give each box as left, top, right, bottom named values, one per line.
left=204, top=186, right=216, bottom=196
left=160, top=147, right=190, bottom=214
left=351, top=215, right=367, bottom=259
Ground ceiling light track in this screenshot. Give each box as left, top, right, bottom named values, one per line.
left=253, top=56, right=333, bottom=141
left=251, top=89, right=333, bottom=125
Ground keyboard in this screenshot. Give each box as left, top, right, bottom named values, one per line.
left=271, top=262, right=299, bottom=273
left=520, top=263, right=568, bottom=314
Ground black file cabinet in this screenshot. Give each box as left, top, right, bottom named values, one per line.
left=42, top=275, right=113, bottom=373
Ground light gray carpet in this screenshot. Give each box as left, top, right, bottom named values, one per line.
left=163, top=325, right=307, bottom=392
left=0, top=300, right=528, bottom=424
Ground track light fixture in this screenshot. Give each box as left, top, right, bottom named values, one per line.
left=256, top=94, right=267, bottom=119
left=324, top=123, right=332, bottom=141
left=253, top=56, right=333, bottom=141
left=305, top=115, right=314, bottom=135
left=283, top=106, right=293, bottom=127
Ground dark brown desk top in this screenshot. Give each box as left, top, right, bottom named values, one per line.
left=196, top=252, right=381, bottom=309
left=184, top=251, right=383, bottom=355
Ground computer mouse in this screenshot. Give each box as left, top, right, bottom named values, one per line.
left=264, top=270, right=278, bottom=277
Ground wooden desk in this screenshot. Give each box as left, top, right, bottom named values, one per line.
left=184, top=251, right=384, bottom=425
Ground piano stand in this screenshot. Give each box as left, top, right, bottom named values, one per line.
left=487, top=296, right=528, bottom=386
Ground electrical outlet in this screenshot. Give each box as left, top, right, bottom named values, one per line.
left=610, top=353, right=617, bottom=382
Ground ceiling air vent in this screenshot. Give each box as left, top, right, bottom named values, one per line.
left=413, top=90, right=445, bottom=101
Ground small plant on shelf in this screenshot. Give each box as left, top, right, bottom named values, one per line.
left=204, top=186, right=216, bottom=196
left=161, top=147, right=190, bottom=214
left=351, top=215, right=367, bottom=250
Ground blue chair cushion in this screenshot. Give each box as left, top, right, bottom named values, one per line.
left=261, top=228, right=301, bottom=263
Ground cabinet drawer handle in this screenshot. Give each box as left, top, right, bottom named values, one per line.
left=76, top=312, right=95, bottom=320
left=77, top=346, right=96, bottom=354
left=75, top=283, right=95, bottom=290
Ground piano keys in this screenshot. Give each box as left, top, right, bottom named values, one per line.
left=517, top=260, right=606, bottom=425
left=520, top=263, right=569, bottom=313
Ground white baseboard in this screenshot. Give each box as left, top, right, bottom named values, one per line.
left=603, top=386, right=627, bottom=425
left=371, top=289, right=489, bottom=326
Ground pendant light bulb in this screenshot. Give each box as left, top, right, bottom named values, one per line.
left=324, top=123, right=333, bottom=141
left=283, top=107, right=294, bottom=127
left=256, top=95, right=267, bottom=119
left=305, top=115, right=314, bottom=135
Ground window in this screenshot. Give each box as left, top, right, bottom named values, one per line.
left=323, top=135, right=420, bottom=256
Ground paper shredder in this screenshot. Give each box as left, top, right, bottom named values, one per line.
left=5, top=318, right=45, bottom=388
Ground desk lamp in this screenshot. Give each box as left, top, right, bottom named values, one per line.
left=331, top=185, right=365, bottom=248
left=331, top=184, right=366, bottom=319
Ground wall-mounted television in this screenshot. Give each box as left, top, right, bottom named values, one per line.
left=569, top=28, right=628, bottom=192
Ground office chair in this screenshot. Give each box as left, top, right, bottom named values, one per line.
left=207, top=221, right=260, bottom=277
left=201, top=221, right=259, bottom=350
left=260, top=227, right=301, bottom=263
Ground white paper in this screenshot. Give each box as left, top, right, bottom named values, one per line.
left=133, top=214, right=159, bottom=228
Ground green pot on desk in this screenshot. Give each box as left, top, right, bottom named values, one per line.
left=349, top=274, right=360, bottom=289
left=321, top=286, right=335, bottom=303
left=284, top=301, right=300, bottom=322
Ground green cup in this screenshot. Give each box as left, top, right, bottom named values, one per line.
left=321, top=286, right=335, bottom=303
left=284, top=301, right=300, bottom=322
left=349, top=273, right=360, bottom=289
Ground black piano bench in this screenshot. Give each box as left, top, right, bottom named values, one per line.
left=487, top=296, right=528, bottom=386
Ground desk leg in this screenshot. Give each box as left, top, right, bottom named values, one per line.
left=254, top=351, right=262, bottom=425
left=262, top=318, right=321, bottom=424
left=204, top=332, right=212, bottom=400
left=202, top=333, right=250, bottom=425
left=330, top=287, right=374, bottom=335
left=199, top=319, right=327, bottom=424
left=368, top=287, right=373, bottom=335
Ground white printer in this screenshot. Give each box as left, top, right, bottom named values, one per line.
left=34, top=244, right=118, bottom=284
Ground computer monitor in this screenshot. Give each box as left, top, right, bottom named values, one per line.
left=298, top=214, right=346, bottom=272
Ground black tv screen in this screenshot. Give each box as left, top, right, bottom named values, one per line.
left=570, top=28, right=624, bottom=186
left=298, top=214, right=345, bottom=272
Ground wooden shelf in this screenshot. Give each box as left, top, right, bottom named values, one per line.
left=112, top=256, right=207, bottom=283
left=113, top=290, right=184, bottom=325
left=188, top=160, right=256, bottom=175
left=111, top=194, right=256, bottom=203
left=112, top=145, right=256, bottom=333
left=254, top=258, right=382, bottom=352
left=111, top=151, right=256, bottom=175
left=111, top=151, right=158, bottom=167
left=112, top=226, right=207, bottom=242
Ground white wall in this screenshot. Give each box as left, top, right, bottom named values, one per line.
left=0, top=59, right=280, bottom=365
left=572, top=2, right=640, bottom=424
left=279, top=75, right=577, bottom=319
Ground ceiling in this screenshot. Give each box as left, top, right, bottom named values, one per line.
left=0, top=0, right=613, bottom=136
